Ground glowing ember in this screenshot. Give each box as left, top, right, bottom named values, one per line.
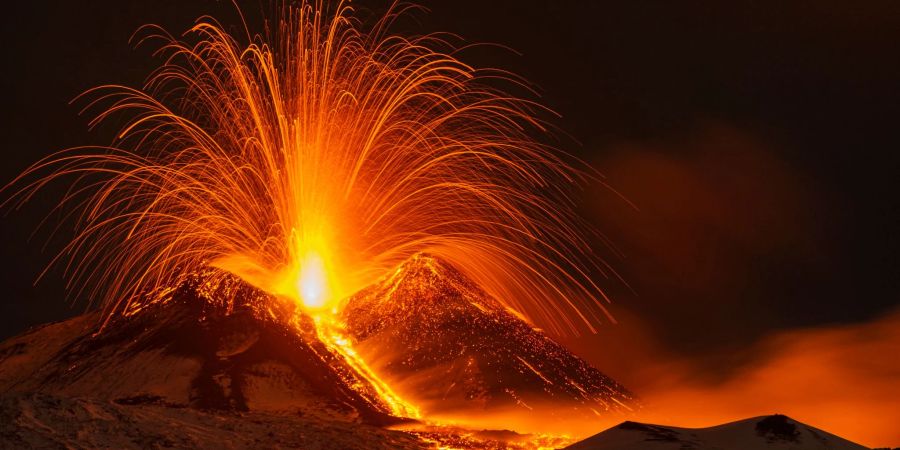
left=343, top=254, right=638, bottom=435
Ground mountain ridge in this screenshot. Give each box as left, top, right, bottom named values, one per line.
left=565, top=414, right=871, bottom=450
left=342, top=253, right=639, bottom=420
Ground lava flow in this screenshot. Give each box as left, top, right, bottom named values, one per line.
left=308, top=313, right=421, bottom=419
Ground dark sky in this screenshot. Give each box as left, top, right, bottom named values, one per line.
left=1, top=1, right=898, bottom=378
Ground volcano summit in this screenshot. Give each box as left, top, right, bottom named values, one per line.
left=343, top=254, right=638, bottom=423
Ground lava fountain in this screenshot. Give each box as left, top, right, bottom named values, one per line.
left=2, top=0, right=617, bottom=426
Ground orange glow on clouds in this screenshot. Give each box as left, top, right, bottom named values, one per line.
left=628, top=309, right=900, bottom=448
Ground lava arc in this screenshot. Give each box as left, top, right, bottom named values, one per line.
left=3, top=1, right=614, bottom=338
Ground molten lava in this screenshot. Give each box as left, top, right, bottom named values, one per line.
left=296, top=252, right=329, bottom=309
left=310, top=315, right=421, bottom=419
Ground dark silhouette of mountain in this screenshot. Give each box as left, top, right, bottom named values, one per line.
left=565, top=414, right=870, bottom=450
left=0, top=268, right=396, bottom=423
left=0, top=269, right=426, bottom=448
left=342, top=254, right=639, bottom=417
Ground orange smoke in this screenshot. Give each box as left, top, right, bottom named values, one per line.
left=566, top=127, right=899, bottom=447
left=629, top=309, right=900, bottom=448
left=396, top=309, right=899, bottom=446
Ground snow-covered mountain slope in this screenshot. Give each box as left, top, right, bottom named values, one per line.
left=565, top=414, right=870, bottom=450
left=0, top=391, right=422, bottom=449
left=0, top=269, right=434, bottom=450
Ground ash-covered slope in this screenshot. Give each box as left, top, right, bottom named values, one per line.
left=0, top=269, right=425, bottom=449
left=341, top=254, right=638, bottom=417
left=0, top=391, right=422, bottom=449
left=564, top=415, right=870, bottom=450
left=1, top=269, right=393, bottom=422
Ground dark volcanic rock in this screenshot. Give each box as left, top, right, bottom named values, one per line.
left=0, top=268, right=398, bottom=426
left=341, top=254, right=639, bottom=416
left=0, top=391, right=424, bottom=450
left=755, top=414, right=801, bottom=442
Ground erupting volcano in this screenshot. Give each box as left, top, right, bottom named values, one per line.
left=0, top=257, right=632, bottom=448
left=0, top=1, right=634, bottom=447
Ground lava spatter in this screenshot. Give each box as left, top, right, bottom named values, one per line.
left=342, top=254, right=640, bottom=421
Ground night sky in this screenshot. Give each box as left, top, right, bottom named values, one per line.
left=2, top=1, right=898, bottom=383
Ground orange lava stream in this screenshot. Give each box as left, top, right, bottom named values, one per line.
left=308, top=312, right=420, bottom=419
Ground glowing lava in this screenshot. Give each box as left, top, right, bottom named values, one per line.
left=285, top=249, right=420, bottom=419
left=309, top=315, right=421, bottom=419
left=295, top=252, right=329, bottom=309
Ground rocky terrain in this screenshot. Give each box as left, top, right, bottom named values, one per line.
left=343, top=254, right=638, bottom=420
